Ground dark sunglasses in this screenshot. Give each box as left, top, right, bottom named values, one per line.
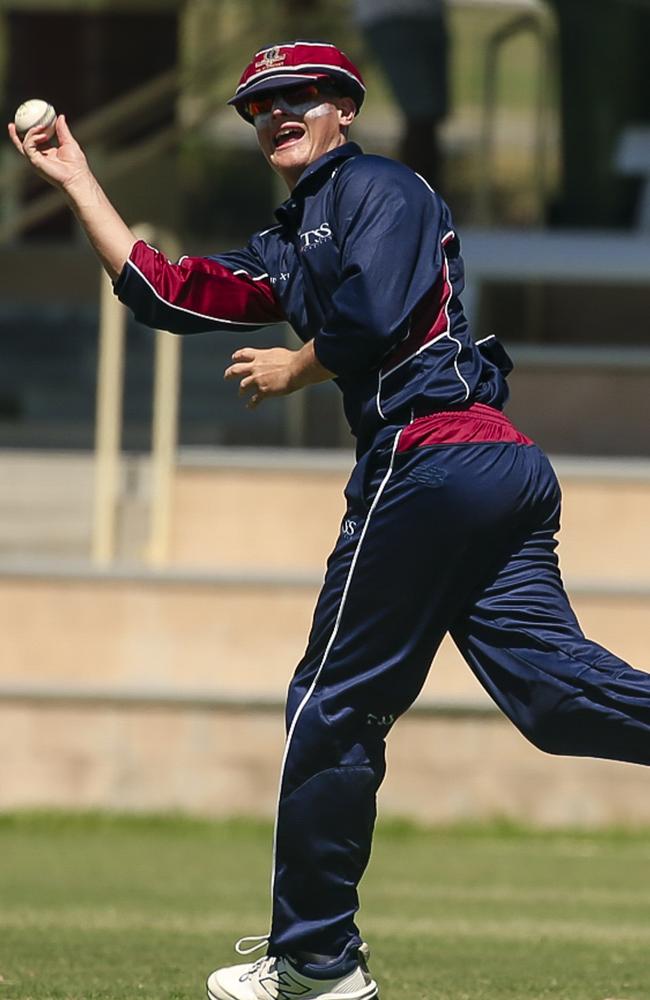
left=244, top=83, right=334, bottom=119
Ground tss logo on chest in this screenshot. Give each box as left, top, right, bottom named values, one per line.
left=300, top=222, right=332, bottom=251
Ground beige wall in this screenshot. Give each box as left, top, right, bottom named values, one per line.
left=3, top=701, right=650, bottom=827
left=1, top=572, right=650, bottom=824
left=169, top=460, right=650, bottom=583
left=1, top=577, right=648, bottom=697
left=1, top=451, right=650, bottom=823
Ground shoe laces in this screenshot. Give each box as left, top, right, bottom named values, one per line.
left=235, top=934, right=270, bottom=956
left=233, top=935, right=370, bottom=981
left=234, top=934, right=274, bottom=982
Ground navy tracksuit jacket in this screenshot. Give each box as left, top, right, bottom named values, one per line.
left=116, top=142, right=650, bottom=975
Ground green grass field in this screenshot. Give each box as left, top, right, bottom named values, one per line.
left=2, top=814, right=650, bottom=1000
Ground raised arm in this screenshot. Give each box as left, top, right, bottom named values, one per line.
left=7, top=114, right=135, bottom=279
left=8, top=114, right=287, bottom=335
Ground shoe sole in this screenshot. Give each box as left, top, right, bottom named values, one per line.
left=207, top=978, right=379, bottom=1000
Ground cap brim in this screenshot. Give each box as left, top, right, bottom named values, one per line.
left=227, top=72, right=330, bottom=107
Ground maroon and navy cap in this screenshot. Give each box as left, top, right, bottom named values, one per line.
left=229, top=41, right=366, bottom=123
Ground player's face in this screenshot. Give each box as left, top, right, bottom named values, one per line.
left=250, top=84, right=356, bottom=189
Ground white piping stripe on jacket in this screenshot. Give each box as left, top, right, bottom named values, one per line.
left=259, top=224, right=283, bottom=237
left=375, top=231, right=463, bottom=417
left=380, top=231, right=455, bottom=379
left=375, top=377, right=387, bottom=421
left=126, top=259, right=278, bottom=328
left=376, top=318, right=412, bottom=420
left=379, top=327, right=449, bottom=385
left=441, top=240, right=471, bottom=401
left=269, top=428, right=403, bottom=901
left=414, top=171, right=437, bottom=195
left=440, top=228, right=470, bottom=400
left=233, top=269, right=271, bottom=282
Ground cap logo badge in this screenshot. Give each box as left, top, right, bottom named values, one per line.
left=255, top=46, right=287, bottom=71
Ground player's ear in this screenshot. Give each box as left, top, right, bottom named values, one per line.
left=337, top=97, right=356, bottom=128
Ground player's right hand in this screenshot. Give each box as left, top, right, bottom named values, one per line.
left=7, top=114, right=91, bottom=192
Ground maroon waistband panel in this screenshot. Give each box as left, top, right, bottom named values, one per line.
left=397, top=402, right=534, bottom=453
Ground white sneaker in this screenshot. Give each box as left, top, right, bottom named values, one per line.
left=206, top=937, right=378, bottom=1000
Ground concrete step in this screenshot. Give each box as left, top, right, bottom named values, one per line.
left=0, top=451, right=95, bottom=558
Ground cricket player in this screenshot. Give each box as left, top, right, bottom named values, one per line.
left=10, top=40, right=650, bottom=1000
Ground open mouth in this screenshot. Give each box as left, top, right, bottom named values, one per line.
left=274, top=127, right=305, bottom=149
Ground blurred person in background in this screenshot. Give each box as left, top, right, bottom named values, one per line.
left=279, top=0, right=450, bottom=188
left=352, top=0, right=449, bottom=189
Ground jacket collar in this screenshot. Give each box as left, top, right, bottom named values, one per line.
left=274, top=142, right=363, bottom=224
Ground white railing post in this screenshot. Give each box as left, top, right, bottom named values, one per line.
left=92, top=225, right=183, bottom=568
left=134, top=225, right=183, bottom=568
left=147, top=326, right=182, bottom=566
left=92, top=270, right=127, bottom=565
left=147, top=319, right=182, bottom=565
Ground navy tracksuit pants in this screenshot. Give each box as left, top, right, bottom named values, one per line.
left=268, top=408, right=650, bottom=969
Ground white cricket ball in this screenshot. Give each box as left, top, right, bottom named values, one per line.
left=14, top=99, right=57, bottom=141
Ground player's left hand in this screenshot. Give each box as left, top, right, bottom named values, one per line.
left=225, top=347, right=301, bottom=409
